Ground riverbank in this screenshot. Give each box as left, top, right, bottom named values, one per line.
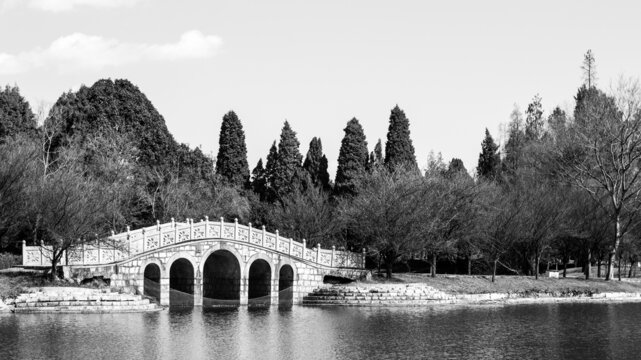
left=303, top=273, right=641, bottom=306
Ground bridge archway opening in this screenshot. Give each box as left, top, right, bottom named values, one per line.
left=248, top=259, right=272, bottom=306
left=143, top=263, right=161, bottom=301
left=169, top=258, right=194, bottom=306
left=278, top=265, right=294, bottom=306
left=203, top=250, right=241, bottom=306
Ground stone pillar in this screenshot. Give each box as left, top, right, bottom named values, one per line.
left=160, top=277, right=170, bottom=306
left=240, top=276, right=248, bottom=305
left=193, top=275, right=203, bottom=306
left=21, top=240, right=26, bottom=266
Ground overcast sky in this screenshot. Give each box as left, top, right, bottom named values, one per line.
left=1, top=0, right=640, bottom=178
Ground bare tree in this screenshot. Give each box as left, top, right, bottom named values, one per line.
left=557, top=77, right=641, bottom=280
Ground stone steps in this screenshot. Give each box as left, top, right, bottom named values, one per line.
left=12, top=288, right=162, bottom=313
left=303, top=284, right=456, bottom=306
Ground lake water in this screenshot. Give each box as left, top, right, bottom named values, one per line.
left=1, top=303, right=640, bottom=359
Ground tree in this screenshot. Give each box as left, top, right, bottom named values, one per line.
left=262, top=141, right=279, bottom=202
left=384, top=105, right=417, bottom=170
left=446, top=158, right=467, bottom=177
left=477, top=128, right=501, bottom=180
left=368, top=139, right=384, bottom=172
left=0, top=85, right=37, bottom=141
left=215, top=111, right=249, bottom=188
left=476, top=182, right=524, bottom=282
left=547, top=107, right=567, bottom=139
left=271, top=121, right=303, bottom=200
left=503, top=106, right=525, bottom=176
left=335, top=118, right=369, bottom=196
left=525, top=94, right=544, bottom=142
left=337, top=167, right=426, bottom=278
left=303, top=137, right=330, bottom=191
left=556, top=78, right=641, bottom=280
left=251, top=159, right=267, bottom=198
left=582, top=49, right=597, bottom=88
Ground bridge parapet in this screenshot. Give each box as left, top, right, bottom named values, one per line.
left=22, top=217, right=366, bottom=269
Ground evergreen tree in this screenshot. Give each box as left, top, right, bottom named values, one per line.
left=477, top=129, right=501, bottom=180
left=0, top=85, right=37, bottom=140
left=446, top=158, right=467, bottom=177
left=251, top=158, right=267, bottom=199
left=335, top=118, right=369, bottom=196
left=303, top=137, right=330, bottom=191
left=215, top=110, right=249, bottom=187
left=271, top=121, right=303, bottom=200
left=384, top=105, right=417, bottom=170
left=263, top=141, right=279, bottom=201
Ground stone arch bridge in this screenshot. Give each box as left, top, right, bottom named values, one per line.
left=22, top=218, right=367, bottom=306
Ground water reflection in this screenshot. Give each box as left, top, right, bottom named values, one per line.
left=2, top=303, right=641, bottom=359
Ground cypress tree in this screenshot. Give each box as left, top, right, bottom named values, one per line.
left=384, top=105, right=417, bottom=170
left=271, top=121, right=303, bottom=199
left=303, top=137, right=330, bottom=191
left=477, top=128, right=501, bottom=181
left=335, top=117, right=369, bottom=196
left=447, top=158, right=467, bottom=176
left=215, top=110, right=249, bottom=187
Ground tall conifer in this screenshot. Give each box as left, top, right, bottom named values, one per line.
left=303, top=137, right=331, bottom=191
left=384, top=105, right=417, bottom=170
left=272, top=121, right=303, bottom=199
left=215, top=110, right=249, bottom=187
left=476, top=128, right=501, bottom=180
left=335, top=118, right=369, bottom=196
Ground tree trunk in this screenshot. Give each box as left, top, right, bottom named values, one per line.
left=492, top=259, right=497, bottom=283
left=628, top=258, right=633, bottom=278
left=535, top=252, right=540, bottom=280
left=385, top=262, right=392, bottom=279
left=607, top=213, right=623, bottom=281
left=618, top=255, right=622, bottom=281
left=585, top=248, right=591, bottom=280
left=467, top=257, right=472, bottom=276
left=597, top=258, right=602, bottom=278
left=563, top=260, right=567, bottom=278
left=430, top=253, right=437, bottom=278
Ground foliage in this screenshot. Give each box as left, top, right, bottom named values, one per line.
left=335, top=118, right=369, bottom=196
left=215, top=111, right=249, bottom=188
left=303, top=137, right=331, bottom=191
left=384, top=105, right=417, bottom=171
left=0, top=85, right=37, bottom=141
left=476, top=128, right=501, bottom=180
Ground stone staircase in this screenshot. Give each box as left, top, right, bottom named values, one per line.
left=303, top=284, right=457, bottom=306
left=12, top=287, right=161, bottom=313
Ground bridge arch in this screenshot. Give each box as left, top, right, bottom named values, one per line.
left=278, top=264, right=295, bottom=305
left=167, top=255, right=197, bottom=306
left=198, top=243, right=245, bottom=277
left=165, top=253, right=199, bottom=276
left=202, top=248, right=242, bottom=306
left=139, top=257, right=165, bottom=277
left=247, top=257, right=273, bottom=305
left=143, top=262, right=161, bottom=301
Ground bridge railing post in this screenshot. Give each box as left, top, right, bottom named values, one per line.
left=289, top=237, right=293, bottom=256
left=189, top=218, right=193, bottom=240
left=82, top=243, right=86, bottom=265
left=362, top=248, right=367, bottom=269
left=22, top=240, right=26, bottom=266
left=317, top=244, right=321, bottom=264
left=205, top=216, right=209, bottom=237
left=331, top=245, right=335, bottom=267
left=220, top=217, right=225, bottom=239
left=234, top=218, right=238, bottom=240
left=276, top=230, right=279, bottom=250
left=261, top=226, right=266, bottom=247
left=97, top=236, right=101, bottom=264
left=302, top=239, right=306, bottom=260
left=127, top=225, right=131, bottom=256
left=142, top=228, right=146, bottom=252
left=248, top=223, right=252, bottom=242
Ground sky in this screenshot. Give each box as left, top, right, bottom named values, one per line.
left=1, top=0, right=641, bottom=178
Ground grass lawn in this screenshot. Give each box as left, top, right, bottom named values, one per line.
left=360, top=272, right=641, bottom=295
